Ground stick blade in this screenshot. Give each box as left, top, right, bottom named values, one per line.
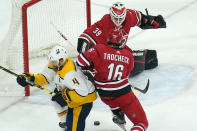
left=133, top=79, right=150, bottom=94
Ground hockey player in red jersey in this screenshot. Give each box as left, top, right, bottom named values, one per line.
left=77, top=30, right=148, bottom=131
left=77, top=2, right=166, bottom=76
left=77, top=2, right=165, bottom=129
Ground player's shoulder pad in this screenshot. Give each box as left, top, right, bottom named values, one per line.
left=126, top=9, right=134, bottom=14
left=48, top=61, right=54, bottom=69
left=126, top=9, right=140, bottom=18
left=57, top=57, right=76, bottom=79
left=94, top=44, right=107, bottom=50
left=102, top=14, right=110, bottom=20
left=98, top=14, right=111, bottom=25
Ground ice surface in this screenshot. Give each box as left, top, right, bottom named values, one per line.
left=0, top=0, right=197, bottom=131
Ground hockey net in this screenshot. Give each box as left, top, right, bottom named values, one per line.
left=0, top=0, right=90, bottom=96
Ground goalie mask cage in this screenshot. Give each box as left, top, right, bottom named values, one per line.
left=0, top=0, right=91, bottom=96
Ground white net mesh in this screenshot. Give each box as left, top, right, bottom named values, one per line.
left=27, top=0, right=87, bottom=58
left=0, top=0, right=88, bottom=96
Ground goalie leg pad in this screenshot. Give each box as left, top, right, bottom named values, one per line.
left=130, top=50, right=146, bottom=77
left=144, top=49, right=158, bottom=70
left=129, top=49, right=158, bottom=77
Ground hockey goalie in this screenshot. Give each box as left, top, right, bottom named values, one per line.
left=77, top=2, right=166, bottom=78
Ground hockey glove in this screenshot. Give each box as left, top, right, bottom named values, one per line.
left=77, top=37, right=94, bottom=53
left=148, top=15, right=166, bottom=28
left=16, top=73, right=35, bottom=87
left=139, top=9, right=166, bottom=29
left=24, top=73, right=35, bottom=81
left=16, top=75, right=28, bottom=87
left=51, top=88, right=67, bottom=107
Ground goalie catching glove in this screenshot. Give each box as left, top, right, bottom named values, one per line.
left=139, top=9, right=166, bottom=29
left=16, top=73, right=35, bottom=87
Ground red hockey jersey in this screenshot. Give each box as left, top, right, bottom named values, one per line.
left=79, top=9, right=141, bottom=46
left=77, top=44, right=134, bottom=97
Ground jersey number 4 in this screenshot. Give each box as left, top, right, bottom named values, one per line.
left=72, top=78, right=80, bottom=85
left=107, top=63, right=124, bottom=80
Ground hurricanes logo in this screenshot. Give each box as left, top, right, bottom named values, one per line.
left=88, top=48, right=95, bottom=52
left=113, top=34, right=118, bottom=39
left=116, top=51, right=120, bottom=54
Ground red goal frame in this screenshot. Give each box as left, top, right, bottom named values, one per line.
left=21, top=0, right=91, bottom=96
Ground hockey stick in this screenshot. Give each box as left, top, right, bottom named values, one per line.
left=50, top=21, right=78, bottom=55
left=145, top=8, right=149, bottom=16
left=50, top=21, right=69, bottom=41
left=132, top=79, right=150, bottom=94
left=0, top=65, right=56, bottom=96
left=0, top=65, right=18, bottom=77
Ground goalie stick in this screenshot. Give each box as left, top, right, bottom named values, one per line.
left=0, top=65, right=56, bottom=96
left=132, top=79, right=150, bottom=94
left=50, top=22, right=150, bottom=95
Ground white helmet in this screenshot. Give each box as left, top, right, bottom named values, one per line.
left=48, top=45, right=68, bottom=67
left=109, top=2, right=126, bottom=27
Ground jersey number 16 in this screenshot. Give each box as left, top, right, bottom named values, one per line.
left=107, top=63, right=124, bottom=80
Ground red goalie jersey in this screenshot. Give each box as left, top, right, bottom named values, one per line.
left=79, top=9, right=141, bottom=46
left=77, top=44, right=134, bottom=97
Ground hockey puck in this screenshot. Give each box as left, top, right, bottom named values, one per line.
left=94, top=121, right=100, bottom=126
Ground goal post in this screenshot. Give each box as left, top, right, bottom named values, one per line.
left=0, top=0, right=91, bottom=96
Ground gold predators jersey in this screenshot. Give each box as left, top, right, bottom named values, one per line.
left=31, top=57, right=97, bottom=108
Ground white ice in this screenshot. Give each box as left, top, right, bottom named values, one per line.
left=0, top=0, right=197, bottom=131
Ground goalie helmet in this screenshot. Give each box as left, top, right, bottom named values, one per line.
left=48, top=45, right=68, bottom=67
left=109, top=2, right=126, bottom=27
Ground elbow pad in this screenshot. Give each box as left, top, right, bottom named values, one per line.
left=77, top=37, right=94, bottom=53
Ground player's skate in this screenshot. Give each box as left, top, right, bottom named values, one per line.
left=59, top=122, right=66, bottom=128
left=59, top=122, right=67, bottom=131
left=112, top=111, right=126, bottom=131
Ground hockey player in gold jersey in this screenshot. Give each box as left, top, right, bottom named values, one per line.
left=16, top=45, right=97, bottom=131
